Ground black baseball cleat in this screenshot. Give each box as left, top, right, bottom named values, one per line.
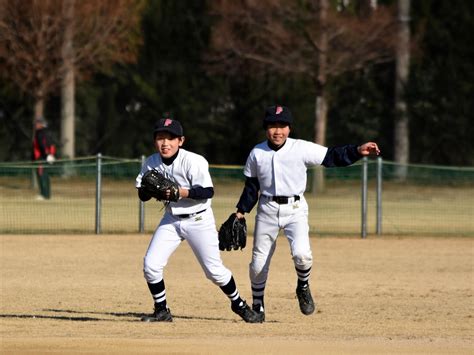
left=252, top=304, right=265, bottom=322
left=231, top=301, right=263, bottom=323
left=141, top=304, right=173, bottom=322
left=296, top=286, right=316, bottom=315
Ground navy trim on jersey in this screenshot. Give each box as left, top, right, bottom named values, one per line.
left=162, top=149, right=180, bottom=165
left=267, top=139, right=287, bottom=151
left=188, top=186, right=214, bottom=200
left=236, top=177, right=260, bottom=213
left=138, top=186, right=213, bottom=201
left=322, top=144, right=362, bottom=167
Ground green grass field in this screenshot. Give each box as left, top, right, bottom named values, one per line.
left=1, top=176, right=473, bottom=236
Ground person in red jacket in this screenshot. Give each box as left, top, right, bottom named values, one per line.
left=32, top=117, right=56, bottom=200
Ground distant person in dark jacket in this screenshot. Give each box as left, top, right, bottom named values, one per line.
left=32, top=117, right=56, bottom=200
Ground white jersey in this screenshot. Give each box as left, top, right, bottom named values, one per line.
left=136, top=148, right=213, bottom=215
left=244, top=137, right=328, bottom=197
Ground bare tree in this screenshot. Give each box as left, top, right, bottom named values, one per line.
left=208, top=0, right=396, bottom=189
left=0, top=0, right=144, bottom=158
left=0, top=0, right=64, bottom=120
left=62, top=0, right=75, bottom=159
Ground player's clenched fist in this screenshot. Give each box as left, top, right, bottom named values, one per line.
left=358, top=142, right=381, bottom=156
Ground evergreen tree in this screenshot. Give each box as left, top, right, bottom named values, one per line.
left=407, top=0, right=474, bottom=165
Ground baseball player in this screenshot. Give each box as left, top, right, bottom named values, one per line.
left=136, top=116, right=261, bottom=323
left=233, top=105, right=380, bottom=321
left=32, top=117, right=56, bottom=200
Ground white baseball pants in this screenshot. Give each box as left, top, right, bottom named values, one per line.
left=143, top=208, right=232, bottom=287
left=249, top=196, right=313, bottom=284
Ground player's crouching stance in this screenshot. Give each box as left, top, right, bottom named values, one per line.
left=136, top=116, right=262, bottom=323
left=232, top=105, right=380, bottom=321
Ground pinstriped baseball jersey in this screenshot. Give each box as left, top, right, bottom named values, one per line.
left=136, top=148, right=212, bottom=215
left=243, top=138, right=328, bottom=197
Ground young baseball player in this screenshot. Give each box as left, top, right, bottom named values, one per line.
left=136, top=116, right=261, bottom=323
left=233, top=105, right=380, bottom=321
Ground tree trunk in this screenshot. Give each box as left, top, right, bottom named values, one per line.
left=315, top=94, right=327, bottom=146
left=312, top=0, right=329, bottom=194
left=394, top=0, right=410, bottom=179
left=33, top=95, right=44, bottom=121
left=32, top=93, right=44, bottom=190
left=61, top=0, right=75, bottom=159
left=356, top=0, right=378, bottom=16
left=61, top=65, right=75, bottom=159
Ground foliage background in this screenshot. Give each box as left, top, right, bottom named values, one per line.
left=0, top=0, right=473, bottom=166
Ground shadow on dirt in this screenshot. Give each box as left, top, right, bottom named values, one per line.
left=0, top=308, right=246, bottom=322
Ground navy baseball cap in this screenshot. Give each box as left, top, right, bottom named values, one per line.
left=153, top=116, right=184, bottom=137
left=263, top=105, right=293, bottom=128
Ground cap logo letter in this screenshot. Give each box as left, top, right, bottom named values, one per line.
left=276, top=106, right=283, bottom=114
left=164, top=119, right=173, bottom=126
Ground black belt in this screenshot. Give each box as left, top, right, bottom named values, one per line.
left=271, top=196, right=300, bottom=204
left=175, top=209, right=207, bottom=219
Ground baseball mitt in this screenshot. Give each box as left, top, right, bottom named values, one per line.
left=218, top=213, right=247, bottom=251
left=140, top=169, right=180, bottom=202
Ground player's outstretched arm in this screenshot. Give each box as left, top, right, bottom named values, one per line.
left=357, top=142, right=381, bottom=156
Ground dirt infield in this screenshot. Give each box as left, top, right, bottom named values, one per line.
left=1, top=234, right=472, bottom=354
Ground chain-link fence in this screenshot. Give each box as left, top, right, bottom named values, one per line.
left=1, top=156, right=473, bottom=236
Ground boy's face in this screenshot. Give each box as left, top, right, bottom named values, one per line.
left=266, top=122, right=290, bottom=147
left=154, top=132, right=184, bottom=158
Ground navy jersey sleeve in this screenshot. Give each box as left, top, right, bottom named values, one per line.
left=322, top=144, right=362, bottom=167
left=236, top=177, right=260, bottom=213
left=188, top=186, right=214, bottom=200
left=138, top=186, right=213, bottom=201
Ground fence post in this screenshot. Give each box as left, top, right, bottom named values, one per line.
left=31, top=168, right=37, bottom=190
left=361, top=157, right=368, bottom=238
left=138, top=155, right=145, bottom=233
left=95, top=153, right=102, bottom=234
left=376, top=157, right=383, bottom=235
